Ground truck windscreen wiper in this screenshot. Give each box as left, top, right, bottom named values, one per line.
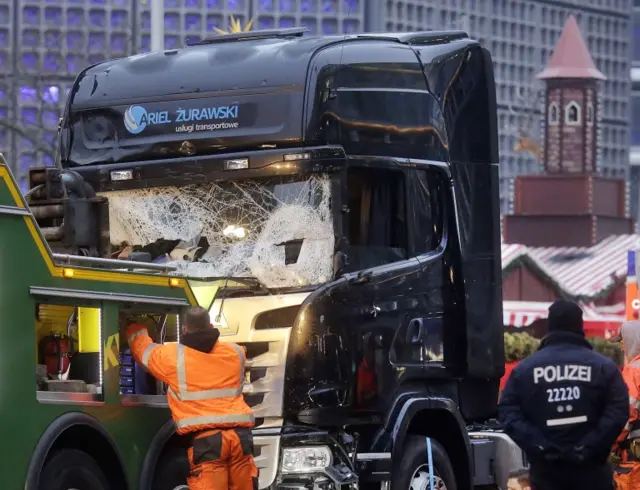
left=211, top=276, right=273, bottom=327
left=224, top=276, right=273, bottom=296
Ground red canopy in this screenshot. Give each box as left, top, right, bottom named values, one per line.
left=503, top=301, right=623, bottom=338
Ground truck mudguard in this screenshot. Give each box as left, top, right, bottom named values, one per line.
left=384, top=395, right=473, bottom=489
left=391, top=396, right=470, bottom=454
left=25, top=412, right=128, bottom=490
left=139, top=419, right=180, bottom=490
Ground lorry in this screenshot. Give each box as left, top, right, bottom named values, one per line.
left=21, top=27, right=526, bottom=490
left=0, top=154, right=198, bottom=490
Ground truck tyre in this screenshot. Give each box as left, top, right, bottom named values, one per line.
left=393, top=436, right=457, bottom=490
left=152, top=446, right=190, bottom=490
left=39, top=448, right=110, bottom=490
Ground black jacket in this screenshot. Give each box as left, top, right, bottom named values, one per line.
left=499, top=331, right=629, bottom=466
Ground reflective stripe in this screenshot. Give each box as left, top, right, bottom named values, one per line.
left=631, top=396, right=640, bottom=410
left=176, top=344, right=188, bottom=394
left=141, top=343, right=159, bottom=368
left=228, top=343, right=246, bottom=387
left=175, top=413, right=254, bottom=430
left=631, top=362, right=640, bottom=369
left=629, top=429, right=640, bottom=440
left=546, top=415, right=588, bottom=427
left=127, top=329, right=146, bottom=344
left=172, top=342, right=245, bottom=401
left=168, top=386, right=243, bottom=401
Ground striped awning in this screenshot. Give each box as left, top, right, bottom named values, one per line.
left=503, top=301, right=624, bottom=338
left=502, top=235, right=638, bottom=300
left=503, top=301, right=548, bottom=327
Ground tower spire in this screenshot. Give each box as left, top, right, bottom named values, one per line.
left=537, top=14, right=606, bottom=81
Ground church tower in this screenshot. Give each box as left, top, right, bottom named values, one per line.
left=537, top=15, right=604, bottom=174
left=503, top=14, right=633, bottom=247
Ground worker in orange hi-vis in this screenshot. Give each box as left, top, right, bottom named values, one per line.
left=125, top=306, right=257, bottom=490
left=611, top=320, right=640, bottom=490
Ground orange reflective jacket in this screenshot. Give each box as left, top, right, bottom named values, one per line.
left=615, top=355, right=640, bottom=452
left=126, top=324, right=254, bottom=434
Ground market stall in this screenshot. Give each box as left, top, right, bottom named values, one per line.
left=503, top=300, right=623, bottom=339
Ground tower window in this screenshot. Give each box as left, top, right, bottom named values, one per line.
left=548, top=102, right=559, bottom=125
left=587, top=102, right=594, bottom=125
left=565, top=101, right=581, bottom=125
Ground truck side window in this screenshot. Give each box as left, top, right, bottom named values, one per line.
left=119, top=310, right=180, bottom=401
left=345, top=167, right=407, bottom=271
left=407, top=167, right=445, bottom=256
left=35, top=303, right=103, bottom=404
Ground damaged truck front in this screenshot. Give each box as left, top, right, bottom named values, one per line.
left=26, top=28, right=525, bottom=490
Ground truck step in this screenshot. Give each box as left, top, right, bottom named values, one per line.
left=355, top=453, right=391, bottom=482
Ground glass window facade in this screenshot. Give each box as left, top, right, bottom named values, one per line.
left=0, top=0, right=631, bottom=209
left=634, top=10, right=640, bottom=62
left=633, top=93, right=640, bottom=146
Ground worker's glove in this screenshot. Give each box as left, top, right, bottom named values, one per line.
left=609, top=451, right=622, bottom=464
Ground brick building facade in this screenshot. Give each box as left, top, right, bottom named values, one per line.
left=503, top=14, right=633, bottom=249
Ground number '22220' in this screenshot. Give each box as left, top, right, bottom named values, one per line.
left=547, top=386, right=580, bottom=403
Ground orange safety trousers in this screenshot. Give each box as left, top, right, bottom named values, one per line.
left=187, top=428, right=258, bottom=490
left=614, top=357, right=640, bottom=490
left=614, top=462, right=640, bottom=490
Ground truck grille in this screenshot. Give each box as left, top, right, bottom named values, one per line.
left=213, top=292, right=310, bottom=420
left=236, top=338, right=289, bottom=418
left=211, top=292, right=309, bottom=487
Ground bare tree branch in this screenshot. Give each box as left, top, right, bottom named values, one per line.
left=0, top=118, right=57, bottom=160
left=2, top=40, right=137, bottom=172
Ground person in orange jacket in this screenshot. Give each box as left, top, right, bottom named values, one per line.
left=125, top=306, right=257, bottom=490
left=356, top=334, right=377, bottom=407
left=611, top=320, right=640, bottom=490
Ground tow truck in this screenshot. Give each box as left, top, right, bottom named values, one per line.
left=20, top=28, right=526, bottom=490
left=0, top=155, right=198, bottom=490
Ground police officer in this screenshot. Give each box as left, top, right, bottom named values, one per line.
left=499, top=299, right=629, bottom=490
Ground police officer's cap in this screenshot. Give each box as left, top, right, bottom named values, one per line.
left=548, top=299, right=584, bottom=335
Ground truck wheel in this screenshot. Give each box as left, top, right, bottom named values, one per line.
left=39, top=448, right=110, bottom=490
left=393, top=436, right=457, bottom=490
left=152, top=446, right=190, bottom=490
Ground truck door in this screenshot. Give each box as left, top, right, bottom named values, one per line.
left=403, top=164, right=450, bottom=371
left=338, top=161, right=448, bottom=412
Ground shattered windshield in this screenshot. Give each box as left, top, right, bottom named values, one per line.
left=101, top=174, right=335, bottom=288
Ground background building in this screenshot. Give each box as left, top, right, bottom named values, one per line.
left=503, top=14, right=634, bottom=249
left=0, top=0, right=632, bottom=209
left=631, top=0, right=640, bottom=224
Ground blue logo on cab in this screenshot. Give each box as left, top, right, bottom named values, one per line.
left=123, top=103, right=239, bottom=134
left=123, top=105, right=171, bottom=134
left=124, top=106, right=147, bottom=134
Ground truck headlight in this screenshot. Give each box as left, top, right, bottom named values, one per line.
left=281, top=446, right=333, bottom=473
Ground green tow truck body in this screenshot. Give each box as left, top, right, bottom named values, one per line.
left=0, top=157, right=194, bottom=490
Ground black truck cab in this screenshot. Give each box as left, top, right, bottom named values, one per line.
left=27, top=28, right=521, bottom=490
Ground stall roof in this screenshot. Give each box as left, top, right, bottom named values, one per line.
left=501, top=234, right=637, bottom=301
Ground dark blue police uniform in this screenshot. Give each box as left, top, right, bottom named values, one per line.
left=499, top=300, right=629, bottom=490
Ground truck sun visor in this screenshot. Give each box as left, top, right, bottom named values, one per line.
left=62, top=91, right=303, bottom=167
